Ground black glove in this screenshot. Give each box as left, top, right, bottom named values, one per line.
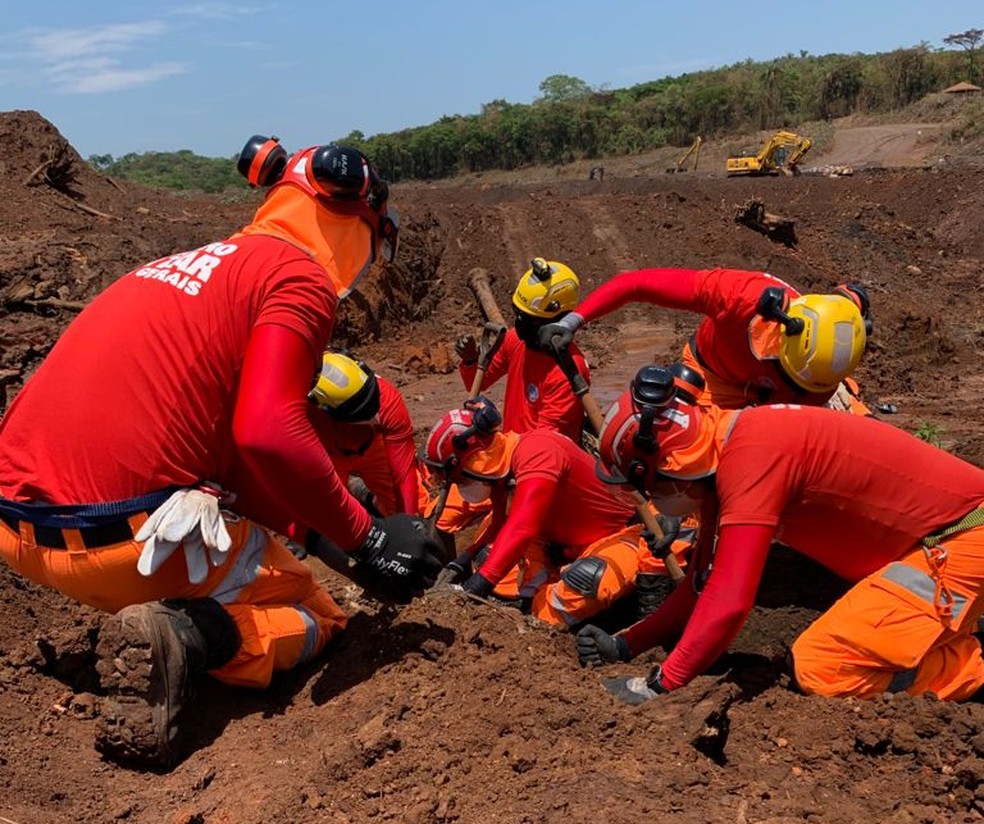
left=536, top=322, right=574, bottom=355
left=644, top=514, right=681, bottom=558
left=353, top=515, right=443, bottom=589
left=576, top=625, right=631, bottom=668
left=454, top=334, right=479, bottom=365
left=461, top=571, right=495, bottom=597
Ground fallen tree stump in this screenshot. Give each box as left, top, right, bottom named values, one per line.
left=734, top=198, right=797, bottom=247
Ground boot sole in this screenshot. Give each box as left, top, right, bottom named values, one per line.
left=95, top=606, right=177, bottom=768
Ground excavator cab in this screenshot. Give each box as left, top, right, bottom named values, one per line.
left=726, top=130, right=812, bottom=176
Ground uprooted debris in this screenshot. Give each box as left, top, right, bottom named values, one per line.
left=734, top=198, right=797, bottom=247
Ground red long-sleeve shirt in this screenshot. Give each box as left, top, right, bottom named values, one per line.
left=575, top=268, right=834, bottom=407
left=0, top=234, right=372, bottom=550
left=477, top=430, right=634, bottom=584
left=309, top=377, right=421, bottom=516
left=459, top=328, right=589, bottom=440
left=619, top=405, right=984, bottom=690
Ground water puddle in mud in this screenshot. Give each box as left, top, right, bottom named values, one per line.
left=589, top=321, right=679, bottom=409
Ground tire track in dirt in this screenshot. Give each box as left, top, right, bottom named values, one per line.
left=571, top=196, right=679, bottom=385
left=573, top=197, right=638, bottom=272
left=497, top=203, right=537, bottom=274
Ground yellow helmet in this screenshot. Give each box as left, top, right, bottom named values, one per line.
left=512, top=258, right=580, bottom=319
left=778, top=294, right=867, bottom=393
left=308, top=351, right=380, bottom=422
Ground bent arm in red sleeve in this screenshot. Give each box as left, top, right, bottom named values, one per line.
left=575, top=268, right=701, bottom=325
left=232, top=323, right=372, bottom=550
left=658, top=524, right=774, bottom=690
left=476, top=476, right=555, bottom=584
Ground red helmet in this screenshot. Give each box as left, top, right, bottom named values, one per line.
left=596, top=366, right=733, bottom=496
left=423, top=397, right=515, bottom=481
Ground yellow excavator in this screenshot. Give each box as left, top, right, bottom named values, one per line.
left=666, top=135, right=703, bottom=173
left=726, top=130, right=812, bottom=176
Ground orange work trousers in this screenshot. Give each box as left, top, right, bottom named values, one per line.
left=527, top=526, right=685, bottom=626
left=792, top=523, right=984, bottom=701
left=0, top=511, right=347, bottom=689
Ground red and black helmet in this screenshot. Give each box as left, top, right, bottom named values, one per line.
left=423, top=397, right=508, bottom=480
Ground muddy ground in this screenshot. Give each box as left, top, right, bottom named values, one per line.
left=1, top=109, right=984, bottom=823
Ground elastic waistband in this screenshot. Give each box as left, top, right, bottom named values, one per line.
left=0, top=511, right=138, bottom=550
left=0, top=487, right=178, bottom=530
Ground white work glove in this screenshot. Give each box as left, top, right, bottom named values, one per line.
left=826, top=381, right=854, bottom=413
left=136, top=488, right=233, bottom=584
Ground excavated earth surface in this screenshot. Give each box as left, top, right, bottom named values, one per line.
left=2, top=109, right=984, bottom=823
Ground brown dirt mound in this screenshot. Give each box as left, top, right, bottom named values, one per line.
left=2, top=110, right=984, bottom=823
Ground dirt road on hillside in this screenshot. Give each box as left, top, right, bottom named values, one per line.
left=816, top=123, right=947, bottom=168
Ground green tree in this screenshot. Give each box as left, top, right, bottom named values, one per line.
left=537, top=74, right=591, bottom=102
left=87, top=153, right=114, bottom=171
left=944, top=28, right=984, bottom=83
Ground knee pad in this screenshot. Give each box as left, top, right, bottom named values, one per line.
left=561, top=556, right=608, bottom=598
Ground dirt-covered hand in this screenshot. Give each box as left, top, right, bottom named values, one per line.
left=353, top=514, right=443, bottom=589
left=454, top=334, right=479, bottom=365
left=461, top=571, right=495, bottom=597
left=576, top=625, right=631, bottom=667
left=602, top=675, right=660, bottom=705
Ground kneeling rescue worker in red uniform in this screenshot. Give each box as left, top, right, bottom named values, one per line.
left=0, top=135, right=441, bottom=767
left=576, top=364, right=984, bottom=704
left=423, top=397, right=687, bottom=626
left=307, top=350, right=423, bottom=518
left=537, top=266, right=872, bottom=412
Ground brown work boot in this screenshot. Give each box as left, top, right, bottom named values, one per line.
left=95, top=599, right=239, bottom=769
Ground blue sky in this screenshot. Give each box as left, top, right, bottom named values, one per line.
left=0, top=1, right=979, bottom=159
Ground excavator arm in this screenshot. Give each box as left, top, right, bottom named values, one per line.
left=727, top=130, right=812, bottom=176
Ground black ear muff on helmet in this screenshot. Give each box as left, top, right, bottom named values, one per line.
left=308, top=144, right=374, bottom=200
left=834, top=282, right=874, bottom=336
left=328, top=369, right=380, bottom=423
left=669, top=362, right=706, bottom=404
left=756, top=286, right=805, bottom=335
left=630, top=365, right=676, bottom=455
left=237, top=135, right=288, bottom=188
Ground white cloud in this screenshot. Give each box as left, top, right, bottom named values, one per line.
left=169, top=3, right=272, bottom=21
left=19, top=21, right=188, bottom=94
left=31, top=21, right=168, bottom=62
left=49, top=61, right=187, bottom=94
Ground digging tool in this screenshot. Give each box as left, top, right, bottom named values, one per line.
left=468, top=321, right=507, bottom=399
left=549, top=339, right=685, bottom=584
left=425, top=321, right=506, bottom=563
left=468, top=267, right=507, bottom=327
